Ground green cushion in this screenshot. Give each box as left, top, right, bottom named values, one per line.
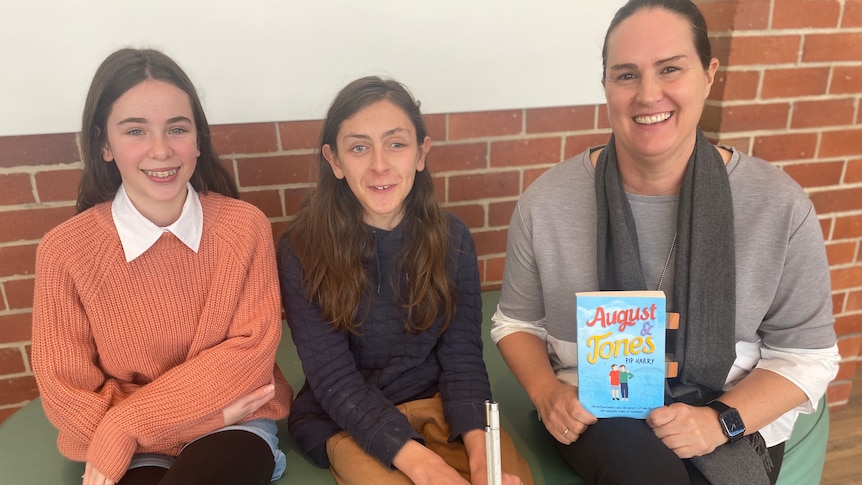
left=775, top=392, right=829, bottom=485
left=0, top=291, right=828, bottom=484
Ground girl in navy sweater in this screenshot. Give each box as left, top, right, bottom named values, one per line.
left=278, top=76, right=532, bottom=485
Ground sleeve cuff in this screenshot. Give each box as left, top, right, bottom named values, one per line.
left=756, top=344, right=840, bottom=410
left=86, top=416, right=137, bottom=482
left=367, top=417, right=422, bottom=468
left=490, top=306, right=548, bottom=344
left=445, top=401, right=486, bottom=442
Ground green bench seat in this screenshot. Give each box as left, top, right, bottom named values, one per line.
left=0, top=291, right=829, bottom=484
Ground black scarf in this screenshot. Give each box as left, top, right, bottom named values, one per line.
left=595, top=129, right=769, bottom=484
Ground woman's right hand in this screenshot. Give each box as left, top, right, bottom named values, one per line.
left=497, top=332, right=596, bottom=445
left=534, top=382, right=597, bottom=445
left=222, top=383, right=275, bottom=426
left=392, top=439, right=471, bottom=485
left=82, top=462, right=116, bottom=485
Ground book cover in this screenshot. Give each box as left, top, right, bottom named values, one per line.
left=576, top=290, right=666, bottom=419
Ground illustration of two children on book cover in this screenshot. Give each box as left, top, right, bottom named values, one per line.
left=609, top=363, right=634, bottom=401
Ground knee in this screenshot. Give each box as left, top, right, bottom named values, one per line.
left=557, top=418, right=690, bottom=485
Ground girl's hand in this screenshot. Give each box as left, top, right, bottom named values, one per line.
left=393, top=439, right=471, bottom=485
left=83, top=462, right=116, bottom=485
left=222, top=383, right=275, bottom=426
left=469, top=467, right=524, bottom=485
left=463, top=429, right=524, bottom=485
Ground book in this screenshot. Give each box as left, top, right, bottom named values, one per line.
left=576, top=290, right=666, bottom=419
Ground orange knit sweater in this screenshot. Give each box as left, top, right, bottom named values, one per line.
left=31, top=193, right=292, bottom=482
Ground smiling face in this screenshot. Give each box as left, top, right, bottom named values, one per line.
left=101, top=79, right=199, bottom=226
left=323, top=99, right=430, bottom=230
left=603, top=7, right=718, bottom=168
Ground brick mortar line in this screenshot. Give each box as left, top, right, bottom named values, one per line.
left=0, top=201, right=75, bottom=213
left=0, top=342, right=29, bottom=350
left=0, top=238, right=44, bottom=248
left=0, top=370, right=33, bottom=380
left=710, top=28, right=862, bottom=37
left=781, top=159, right=861, bottom=166
left=0, top=306, right=33, bottom=313
left=782, top=97, right=861, bottom=105
left=442, top=198, right=520, bottom=206
left=237, top=183, right=315, bottom=192
left=0, top=310, right=34, bottom=319
left=0, top=275, right=33, bottom=283
left=441, top=130, right=611, bottom=145
left=0, top=162, right=83, bottom=175
left=720, top=62, right=862, bottom=70
left=224, top=148, right=318, bottom=158
left=701, top=124, right=862, bottom=134
left=435, top=165, right=560, bottom=177
left=804, top=184, right=862, bottom=195
left=705, top=98, right=862, bottom=108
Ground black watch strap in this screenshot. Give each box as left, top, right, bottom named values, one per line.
left=706, top=399, right=731, bottom=414
left=706, top=399, right=746, bottom=443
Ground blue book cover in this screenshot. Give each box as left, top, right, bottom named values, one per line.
left=576, top=290, right=666, bottom=419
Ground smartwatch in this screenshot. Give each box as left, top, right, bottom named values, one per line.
left=706, top=399, right=746, bottom=443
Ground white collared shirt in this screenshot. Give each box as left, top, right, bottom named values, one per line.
left=111, top=183, right=203, bottom=262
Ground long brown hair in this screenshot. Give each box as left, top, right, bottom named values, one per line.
left=285, top=76, right=456, bottom=334
left=77, top=48, right=238, bottom=213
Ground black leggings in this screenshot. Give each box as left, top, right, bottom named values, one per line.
left=118, top=430, right=275, bottom=485
left=553, top=418, right=785, bottom=485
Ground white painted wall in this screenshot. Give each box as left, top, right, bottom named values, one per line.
left=0, top=0, right=625, bottom=136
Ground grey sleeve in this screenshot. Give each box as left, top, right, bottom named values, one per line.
left=758, top=199, right=836, bottom=349
left=498, top=201, right=546, bottom=322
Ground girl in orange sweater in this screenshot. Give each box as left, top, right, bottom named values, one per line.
left=31, top=48, right=292, bottom=485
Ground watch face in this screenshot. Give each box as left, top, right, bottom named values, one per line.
left=720, top=410, right=746, bottom=439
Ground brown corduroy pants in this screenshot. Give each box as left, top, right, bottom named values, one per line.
left=326, top=395, right=534, bottom=485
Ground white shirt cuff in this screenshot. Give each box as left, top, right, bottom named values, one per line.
left=490, top=306, right=547, bottom=344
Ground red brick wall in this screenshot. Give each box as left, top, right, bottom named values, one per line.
left=0, top=0, right=860, bottom=422
left=696, top=0, right=862, bottom=411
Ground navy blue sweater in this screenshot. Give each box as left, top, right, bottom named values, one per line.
left=277, top=214, right=490, bottom=468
